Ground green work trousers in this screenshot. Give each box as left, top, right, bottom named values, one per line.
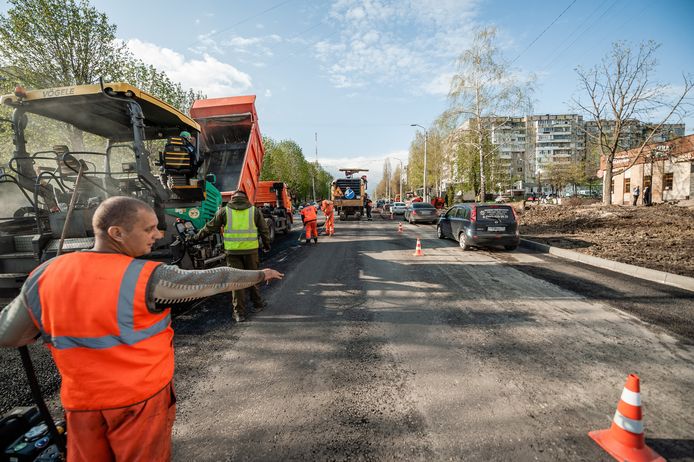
left=225, top=252, right=262, bottom=315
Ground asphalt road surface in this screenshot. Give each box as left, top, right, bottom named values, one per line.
left=172, top=216, right=694, bottom=461
left=2, top=214, right=693, bottom=461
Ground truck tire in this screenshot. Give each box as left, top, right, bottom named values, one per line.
left=283, top=221, right=291, bottom=234
left=355, top=212, right=361, bottom=220
left=339, top=212, right=346, bottom=221
left=266, top=220, right=276, bottom=243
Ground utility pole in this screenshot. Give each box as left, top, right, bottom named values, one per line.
left=312, top=132, right=317, bottom=202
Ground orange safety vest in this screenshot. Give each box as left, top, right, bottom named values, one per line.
left=23, top=253, right=173, bottom=411
left=322, top=200, right=334, bottom=215
left=301, top=205, right=317, bottom=222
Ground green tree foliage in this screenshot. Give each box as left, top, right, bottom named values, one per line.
left=449, top=127, right=500, bottom=198
left=407, top=124, right=447, bottom=199
left=261, top=137, right=332, bottom=203
left=120, top=60, right=205, bottom=115
left=0, top=0, right=127, bottom=87
left=0, top=0, right=205, bottom=166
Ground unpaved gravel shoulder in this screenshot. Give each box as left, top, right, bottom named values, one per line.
left=519, top=202, right=694, bottom=278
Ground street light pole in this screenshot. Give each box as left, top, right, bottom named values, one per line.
left=312, top=132, right=317, bottom=202
left=394, top=158, right=403, bottom=201
left=411, top=124, right=428, bottom=202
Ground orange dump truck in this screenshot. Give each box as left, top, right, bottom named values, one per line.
left=190, top=95, right=264, bottom=203
left=254, top=181, right=293, bottom=242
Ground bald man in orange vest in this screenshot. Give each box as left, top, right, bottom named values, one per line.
left=0, top=197, right=283, bottom=462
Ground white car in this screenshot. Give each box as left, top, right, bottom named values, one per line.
left=391, top=202, right=407, bottom=214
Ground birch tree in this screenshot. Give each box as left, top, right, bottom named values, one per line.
left=447, top=27, right=533, bottom=201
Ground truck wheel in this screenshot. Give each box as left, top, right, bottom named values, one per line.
left=339, top=212, right=346, bottom=221
left=355, top=212, right=361, bottom=220
left=284, top=221, right=292, bottom=234
left=267, top=222, right=276, bottom=243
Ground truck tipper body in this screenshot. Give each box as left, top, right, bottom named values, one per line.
left=190, top=95, right=264, bottom=203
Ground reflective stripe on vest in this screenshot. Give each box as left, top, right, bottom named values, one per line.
left=25, top=258, right=170, bottom=350
left=23, top=253, right=173, bottom=410
left=223, top=206, right=259, bottom=250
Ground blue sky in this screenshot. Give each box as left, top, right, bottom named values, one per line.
left=7, top=0, right=694, bottom=189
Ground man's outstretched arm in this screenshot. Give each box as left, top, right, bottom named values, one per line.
left=147, top=265, right=283, bottom=309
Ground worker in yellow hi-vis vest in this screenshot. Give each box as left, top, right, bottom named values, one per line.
left=195, top=190, right=271, bottom=322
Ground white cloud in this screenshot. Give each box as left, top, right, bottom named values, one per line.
left=190, top=32, right=282, bottom=64
left=126, top=39, right=252, bottom=97
left=423, top=72, right=454, bottom=96
left=264, top=89, right=272, bottom=98
left=316, top=0, right=481, bottom=91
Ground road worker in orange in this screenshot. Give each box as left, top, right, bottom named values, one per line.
left=300, top=202, right=319, bottom=244
left=0, top=196, right=283, bottom=462
left=321, top=199, right=335, bottom=236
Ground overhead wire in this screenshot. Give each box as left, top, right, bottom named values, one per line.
left=538, top=0, right=613, bottom=72
left=186, top=0, right=296, bottom=48
left=555, top=0, right=625, bottom=69
left=510, top=0, right=577, bottom=65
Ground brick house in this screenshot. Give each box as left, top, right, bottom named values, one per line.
left=599, top=135, right=694, bottom=204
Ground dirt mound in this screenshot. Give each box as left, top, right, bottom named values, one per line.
left=519, top=201, right=694, bottom=278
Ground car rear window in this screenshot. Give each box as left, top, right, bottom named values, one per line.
left=477, top=206, right=514, bottom=221
left=412, top=203, right=435, bottom=209
left=394, top=202, right=405, bottom=206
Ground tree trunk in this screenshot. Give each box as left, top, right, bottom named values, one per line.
left=476, top=89, right=485, bottom=203
left=602, top=161, right=613, bottom=205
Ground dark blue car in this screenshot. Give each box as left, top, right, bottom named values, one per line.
left=436, top=204, right=520, bottom=251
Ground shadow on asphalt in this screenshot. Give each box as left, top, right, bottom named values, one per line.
left=647, top=438, right=694, bottom=461
left=508, top=262, right=694, bottom=343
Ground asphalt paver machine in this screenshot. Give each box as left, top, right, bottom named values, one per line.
left=0, top=82, right=228, bottom=290
left=332, top=168, right=368, bottom=220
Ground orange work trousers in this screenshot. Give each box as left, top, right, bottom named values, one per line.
left=304, top=220, right=318, bottom=240
left=324, top=213, right=334, bottom=235
left=65, top=382, right=176, bottom=462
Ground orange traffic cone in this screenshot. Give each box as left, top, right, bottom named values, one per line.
left=413, top=239, right=424, bottom=256
left=398, top=222, right=403, bottom=233
left=589, top=374, right=664, bottom=462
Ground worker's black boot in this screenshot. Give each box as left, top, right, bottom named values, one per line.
left=313, top=238, right=318, bottom=243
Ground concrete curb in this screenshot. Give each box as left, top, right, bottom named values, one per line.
left=520, top=238, right=694, bottom=293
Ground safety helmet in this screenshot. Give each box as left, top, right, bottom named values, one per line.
left=180, top=130, right=192, bottom=138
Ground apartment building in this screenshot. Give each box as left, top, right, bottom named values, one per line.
left=528, top=114, right=585, bottom=174
left=489, top=117, right=527, bottom=187
left=443, top=115, right=685, bottom=194
left=585, top=120, right=685, bottom=156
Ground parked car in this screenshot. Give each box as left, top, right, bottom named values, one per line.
left=391, top=201, right=407, bottom=215
left=404, top=202, right=438, bottom=224
left=494, top=195, right=510, bottom=203
left=436, top=203, right=520, bottom=251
